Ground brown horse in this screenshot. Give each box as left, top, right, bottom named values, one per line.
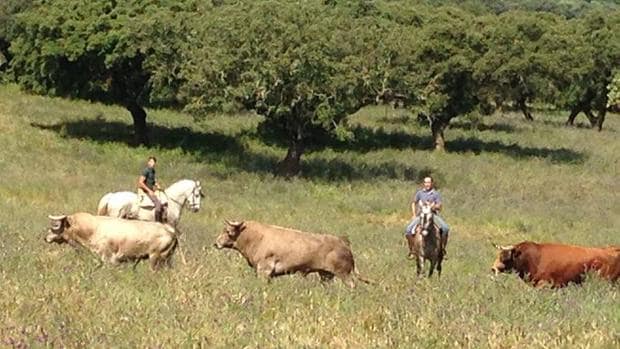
left=412, top=201, right=443, bottom=277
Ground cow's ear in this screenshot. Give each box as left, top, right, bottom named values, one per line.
left=66, top=215, right=75, bottom=228
left=511, top=248, right=521, bottom=259
left=229, top=221, right=246, bottom=237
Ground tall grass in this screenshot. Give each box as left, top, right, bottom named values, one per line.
left=0, top=85, right=618, bottom=348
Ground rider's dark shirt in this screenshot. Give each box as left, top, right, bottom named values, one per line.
left=142, top=167, right=156, bottom=190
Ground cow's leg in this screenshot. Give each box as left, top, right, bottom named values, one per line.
left=132, top=258, right=142, bottom=270
left=337, top=273, right=356, bottom=288
left=160, top=237, right=178, bottom=268
left=149, top=253, right=163, bottom=271
left=255, top=260, right=275, bottom=281
left=319, top=270, right=335, bottom=283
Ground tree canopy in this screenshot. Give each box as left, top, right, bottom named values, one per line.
left=181, top=1, right=384, bottom=176
left=4, top=0, right=619, bottom=175
left=8, top=0, right=194, bottom=144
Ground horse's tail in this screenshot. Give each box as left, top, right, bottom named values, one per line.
left=353, top=266, right=375, bottom=285
left=97, top=193, right=111, bottom=216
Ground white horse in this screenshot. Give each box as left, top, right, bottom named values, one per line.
left=97, top=179, right=203, bottom=227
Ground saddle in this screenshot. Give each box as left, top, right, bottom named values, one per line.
left=137, top=190, right=168, bottom=208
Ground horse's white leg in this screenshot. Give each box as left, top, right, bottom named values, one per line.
left=416, top=256, right=423, bottom=276
left=177, top=238, right=188, bottom=265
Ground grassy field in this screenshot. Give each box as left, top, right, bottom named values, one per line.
left=0, top=84, right=618, bottom=348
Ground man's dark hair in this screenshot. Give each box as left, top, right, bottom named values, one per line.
left=148, top=156, right=157, bottom=162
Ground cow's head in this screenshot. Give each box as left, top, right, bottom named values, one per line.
left=45, top=214, right=70, bottom=244
left=214, top=219, right=246, bottom=249
left=491, top=243, right=519, bottom=274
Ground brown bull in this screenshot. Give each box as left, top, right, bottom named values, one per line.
left=492, top=241, right=620, bottom=287
left=45, top=212, right=178, bottom=270
left=214, top=220, right=372, bottom=287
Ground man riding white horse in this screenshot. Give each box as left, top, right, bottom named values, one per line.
left=138, top=156, right=164, bottom=222
left=404, top=176, right=450, bottom=259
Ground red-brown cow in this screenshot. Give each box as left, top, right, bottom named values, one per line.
left=492, top=241, right=620, bottom=287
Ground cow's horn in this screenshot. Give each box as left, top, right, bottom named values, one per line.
left=48, top=214, right=66, bottom=220
left=491, top=242, right=513, bottom=250
left=224, top=219, right=243, bottom=227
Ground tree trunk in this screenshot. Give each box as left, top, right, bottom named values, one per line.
left=0, top=51, right=7, bottom=69
left=565, top=106, right=581, bottom=126
left=517, top=97, right=533, bottom=121
left=276, top=140, right=304, bottom=178
left=431, top=120, right=446, bottom=151
left=595, top=108, right=606, bottom=132
left=126, top=103, right=149, bottom=146
left=584, top=109, right=598, bottom=128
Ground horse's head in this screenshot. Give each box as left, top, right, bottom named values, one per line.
left=187, top=180, right=204, bottom=213
left=418, top=201, right=434, bottom=236
left=165, top=179, right=204, bottom=213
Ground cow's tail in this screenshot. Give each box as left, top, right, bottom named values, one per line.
left=353, top=266, right=375, bottom=285
left=97, top=194, right=111, bottom=216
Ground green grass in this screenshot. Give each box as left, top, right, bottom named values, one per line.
left=0, top=84, right=618, bottom=348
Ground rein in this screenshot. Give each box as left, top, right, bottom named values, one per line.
left=165, top=182, right=199, bottom=208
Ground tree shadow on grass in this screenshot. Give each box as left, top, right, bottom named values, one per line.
left=327, top=125, right=433, bottom=152
left=300, top=157, right=425, bottom=181
left=448, top=120, right=519, bottom=133
left=448, top=137, right=586, bottom=164
left=31, top=119, right=428, bottom=181
left=328, top=126, right=585, bottom=164
left=32, top=118, right=247, bottom=154
left=31, top=119, right=585, bottom=182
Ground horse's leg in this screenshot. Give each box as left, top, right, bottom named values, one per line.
left=428, top=259, right=435, bottom=278
left=416, top=256, right=423, bottom=277
left=178, top=242, right=188, bottom=266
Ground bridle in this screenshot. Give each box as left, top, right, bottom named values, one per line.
left=419, top=203, right=434, bottom=237
left=166, top=181, right=203, bottom=212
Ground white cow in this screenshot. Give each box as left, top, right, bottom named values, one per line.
left=45, top=212, right=178, bottom=270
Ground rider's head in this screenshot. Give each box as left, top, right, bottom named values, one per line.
left=147, top=156, right=157, bottom=168
left=422, top=176, right=433, bottom=191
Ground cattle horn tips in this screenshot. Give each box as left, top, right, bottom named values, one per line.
left=224, top=219, right=243, bottom=227
left=48, top=214, right=66, bottom=220
left=491, top=242, right=513, bottom=250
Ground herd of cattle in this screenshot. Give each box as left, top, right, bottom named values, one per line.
left=44, top=204, right=620, bottom=289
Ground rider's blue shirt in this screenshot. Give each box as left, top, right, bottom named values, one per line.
left=413, top=188, right=442, bottom=208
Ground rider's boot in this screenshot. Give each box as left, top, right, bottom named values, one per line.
left=406, top=234, right=416, bottom=259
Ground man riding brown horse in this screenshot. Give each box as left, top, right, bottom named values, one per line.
left=404, top=176, right=450, bottom=259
